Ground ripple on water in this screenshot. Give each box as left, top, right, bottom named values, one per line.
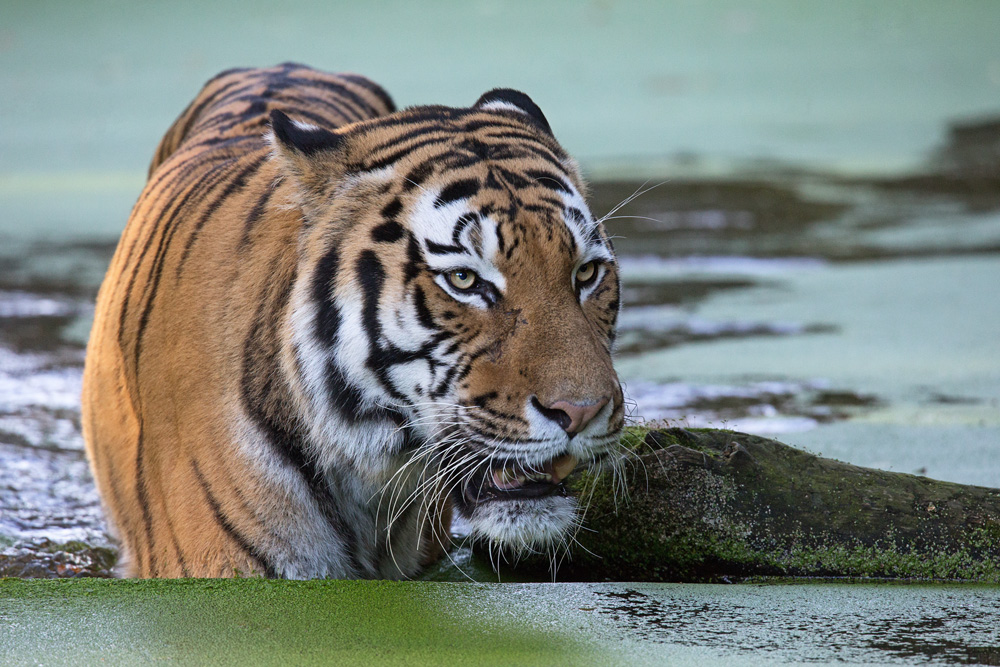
left=582, top=583, right=1000, bottom=665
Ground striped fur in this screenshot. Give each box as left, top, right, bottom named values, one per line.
left=82, top=63, right=624, bottom=578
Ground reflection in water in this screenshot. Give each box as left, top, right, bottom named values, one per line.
left=593, top=586, right=1000, bottom=665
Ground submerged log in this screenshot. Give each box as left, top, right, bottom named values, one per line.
left=543, top=427, right=1000, bottom=582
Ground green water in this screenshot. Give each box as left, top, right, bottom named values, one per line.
left=3, top=1, right=1000, bottom=238
left=2, top=579, right=999, bottom=666
left=3, top=2, right=1000, bottom=664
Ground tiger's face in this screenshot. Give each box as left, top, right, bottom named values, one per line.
left=271, top=91, right=624, bottom=556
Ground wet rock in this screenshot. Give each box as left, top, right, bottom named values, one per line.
left=0, top=538, right=117, bottom=578
left=534, top=427, right=1000, bottom=582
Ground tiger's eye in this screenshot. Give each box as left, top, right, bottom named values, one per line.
left=447, top=269, right=478, bottom=290
left=575, top=261, right=597, bottom=285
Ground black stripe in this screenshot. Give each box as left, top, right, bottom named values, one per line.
left=425, top=239, right=466, bottom=255
left=365, top=123, right=448, bottom=158
left=176, top=153, right=268, bottom=276
left=118, top=146, right=221, bottom=287
left=371, top=220, right=404, bottom=243
left=160, top=502, right=191, bottom=577
left=324, top=360, right=369, bottom=421
left=404, top=235, right=422, bottom=283
left=461, top=117, right=540, bottom=135
left=357, top=250, right=422, bottom=404
left=481, top=134, right=567, bottom=170
left=357, top=250, right=386, bottom=348
left=402, top=163, right=435, bottom=190
left=129, top=157, right=240, bottom=371
left=293, top=75, right=385, bottom=119
left=440, top=152, right=483, bottom=171
left=279, top=92, right=360, bottom=124
left=412, top=285, right=435, bottom=330
left=535, top=194, right=565, bottom=209
left=356, top=136, right=451, bottom=173
left=190, top=458, right=278, bottom=578
left=434, top=179, right=479, bottom=208
left=133, top=424, right=154, bottom=576
left=381, top=197, right=403, bottom=220
left=240, top=180, right=275, bottom=247
left=565, top=207, right=586, bottom=225
left=451, top=212, right=478, bottom=247
left=312, top=245, right=341, bottom=343
left=124, top=158, right=240, bottom=574
left=585, top=223, right=603, bottom=246
left=525, top=169, right=572, bottom=193
left=475, top=402, right=530, bottom=426
left=371, top=106, right=461, bottom=127
left=430, top=364, right=458, bottom=399
left=494, top=167, right=532, bottom=189
left=173, top=76, right=249, bottom=148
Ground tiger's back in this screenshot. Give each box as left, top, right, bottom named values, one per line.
left=84, top=64, right=624, bottom=579
left=84, top=65, right=399, bottom=577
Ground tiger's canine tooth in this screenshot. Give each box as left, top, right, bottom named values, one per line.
left=551, top=454, right=578, bottom=483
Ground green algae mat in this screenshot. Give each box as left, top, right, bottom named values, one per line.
left=0, top=578, right=604, bottom=666
left=4, top=579, right=1000, bottom=665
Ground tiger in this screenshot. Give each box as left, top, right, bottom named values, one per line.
left=82, top=62, right=625, bottom=579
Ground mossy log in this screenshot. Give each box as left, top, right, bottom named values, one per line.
left=548, top=427, right=1000, bottom=582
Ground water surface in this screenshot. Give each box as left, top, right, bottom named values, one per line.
left=2, top=579, right=999, bottom=665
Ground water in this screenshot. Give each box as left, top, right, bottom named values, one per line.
left=2, top=579, right=999, bottom=665
left=2, top=2, right=1000, bottom=661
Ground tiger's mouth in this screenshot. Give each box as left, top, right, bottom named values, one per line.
left=461, top=454, right=578, bottom=505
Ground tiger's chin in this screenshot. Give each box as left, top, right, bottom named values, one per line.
left=460, top=495, right=579, bottom=552
left=451, top=453, right=581, bottom=552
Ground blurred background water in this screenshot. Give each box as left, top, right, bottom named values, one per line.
left=1, top=2, right=1000, bottom=660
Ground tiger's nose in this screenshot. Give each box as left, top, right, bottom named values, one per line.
left=532, top=396, right=610, bottom=436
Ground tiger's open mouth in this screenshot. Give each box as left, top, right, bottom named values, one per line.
left=462, top=454, right=578, bottom=505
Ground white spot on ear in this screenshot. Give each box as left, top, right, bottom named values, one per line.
left=478, top=100, right=533, bottom=117
left=291, top=118, right=321, bottom=132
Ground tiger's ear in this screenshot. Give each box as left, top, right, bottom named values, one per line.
left=270, top=108, right=344, bottom=156
left=473, top=89, right=553, bottom=137
left=269, top=109, right=349, bottom=214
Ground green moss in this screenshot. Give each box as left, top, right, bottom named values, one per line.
left=618, top=424, right=655, bottom=452
left=560, top=427, right=1000, bottom=584
left=0, top=578, right=603, bottom=665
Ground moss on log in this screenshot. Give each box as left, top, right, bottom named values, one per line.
left=547, top=427, right=1000, bottom=582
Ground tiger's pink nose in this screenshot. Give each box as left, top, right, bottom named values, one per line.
left=533, top=396, right=610, bottom=435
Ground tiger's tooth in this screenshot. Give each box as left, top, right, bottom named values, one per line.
left=550, top=455, right=578, bottom=483
left=492, top=468, right=526, bottom=490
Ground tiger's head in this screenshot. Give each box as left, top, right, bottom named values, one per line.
left=269, top=90, right=624, bottom=559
